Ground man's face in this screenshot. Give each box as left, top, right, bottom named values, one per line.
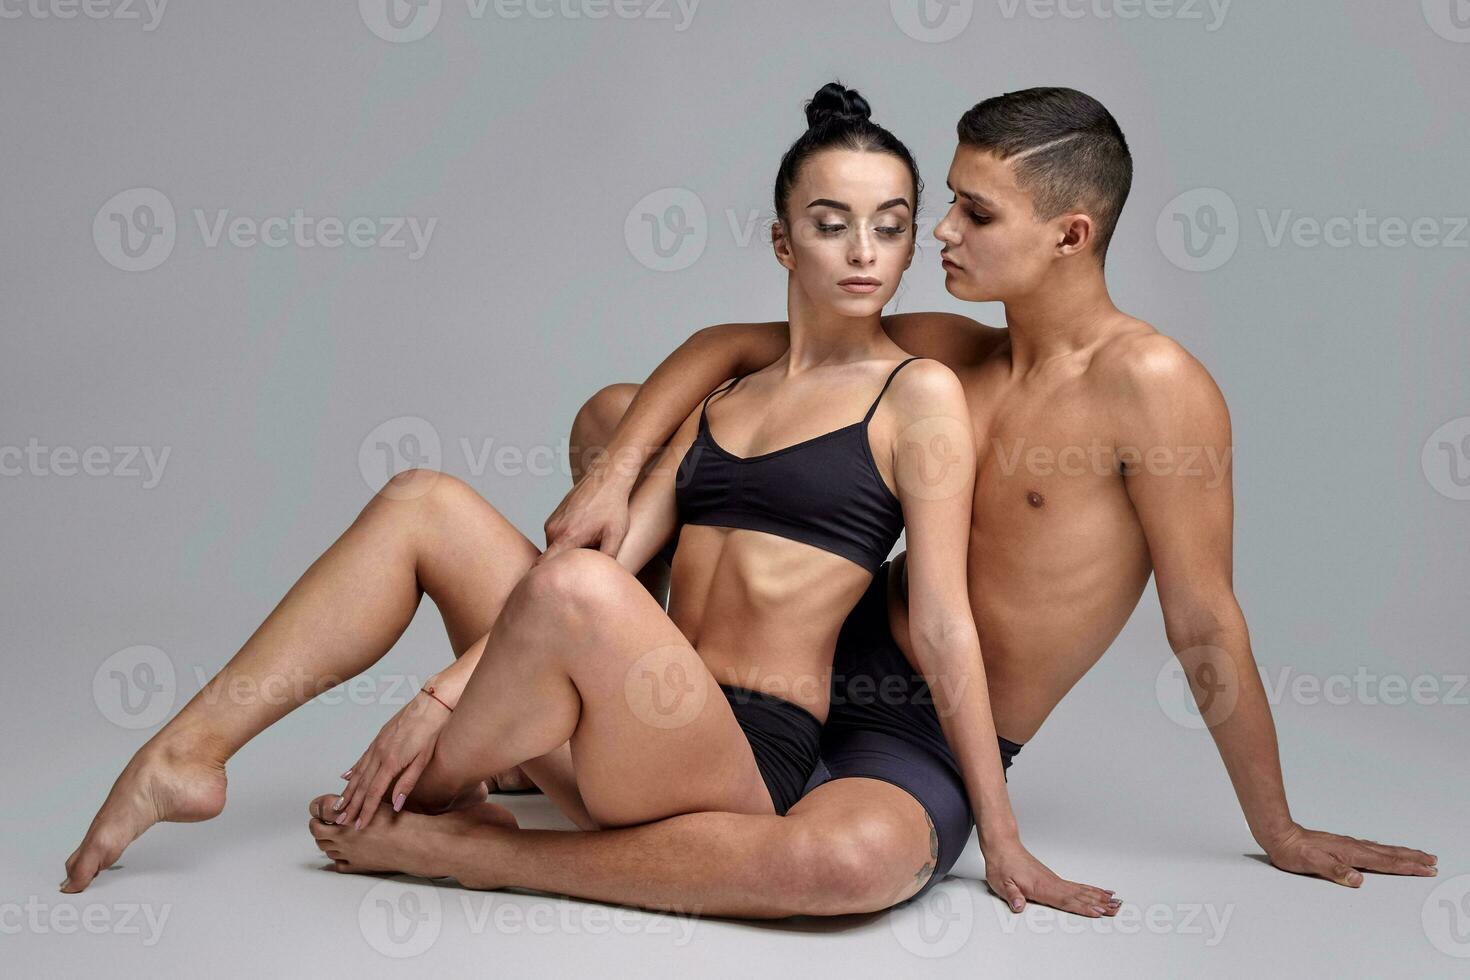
left=934, top=145, right=1060, bottom=303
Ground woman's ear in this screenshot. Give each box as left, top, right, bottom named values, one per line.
left=771, top=219, right=796, bottom=271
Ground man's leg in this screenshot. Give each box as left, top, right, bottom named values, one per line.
left=310, top=775, right=935, bottom=917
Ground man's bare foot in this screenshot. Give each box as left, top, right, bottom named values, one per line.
left=62, top=730, right=229, bottom=893
left=308, top=794, right=518, bottom=888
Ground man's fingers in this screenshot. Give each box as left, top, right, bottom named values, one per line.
left=1343, top=841, right=1438, bottom=876
left=1323, top=860, right=1364, bottom=887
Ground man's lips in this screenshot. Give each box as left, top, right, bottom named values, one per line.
left=838, top=277, right=880, bottom=294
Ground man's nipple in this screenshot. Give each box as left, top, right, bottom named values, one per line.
left=1026, top=490, right=1045, bottom=508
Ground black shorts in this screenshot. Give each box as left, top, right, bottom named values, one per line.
left=801, top=559, right=1024, bottom=897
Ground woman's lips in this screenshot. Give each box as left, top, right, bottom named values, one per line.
left=838, top=279, right=880, bottom=294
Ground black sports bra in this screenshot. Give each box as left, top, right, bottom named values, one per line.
left=672, top=357, right=925, bottom=573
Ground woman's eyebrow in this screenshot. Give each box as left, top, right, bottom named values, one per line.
left=805, top=197, right=912, bottom=211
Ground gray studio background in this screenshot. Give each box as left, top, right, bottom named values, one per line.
left=2, top=1, right=1466, bottom=977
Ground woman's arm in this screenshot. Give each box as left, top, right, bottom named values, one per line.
left=883, top=361, right=1015, bottom=840
left=885, top=361, right=1118, bottom=916
left=541, top=322, right=787, bottom=561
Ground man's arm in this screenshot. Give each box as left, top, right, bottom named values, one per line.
left=540, top=321, right=788, bottom=562
left=881, top=311, right=1008, bottom=372
left=1117, top=334, right=1437, bottom=886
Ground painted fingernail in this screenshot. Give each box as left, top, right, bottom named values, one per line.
left=342, top=770, right=352, bottom=779
left=1092, top=906, right=1107, bottom=915
left=393, top=793, right=406, bottom=812
left=334, top=811, right=347, bottom=824
left=333, top=796, right=345, bottom=811
left=354, top=818, right=363, bottom=830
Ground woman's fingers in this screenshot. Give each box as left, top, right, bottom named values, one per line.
left=391, top=754, right=432, bottom=813
left=355, top=761, right=402, bottom=830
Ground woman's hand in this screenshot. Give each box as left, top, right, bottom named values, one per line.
left=982, top=837, right=1121, bottom=918
left=333, top=691, right=452, bottom=831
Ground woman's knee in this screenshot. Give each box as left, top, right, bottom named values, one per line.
left=514, top=547, right=627, bottom=621
left=786, top=809, right=929, bottom=914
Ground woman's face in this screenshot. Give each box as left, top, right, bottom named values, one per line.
left=774, top=149, right=916, bottom=317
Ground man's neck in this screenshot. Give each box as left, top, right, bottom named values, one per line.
left=1000, top=268, right=1125, bottom=373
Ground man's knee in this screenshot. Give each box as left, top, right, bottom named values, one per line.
left=571, top=383, right=639, bottom=454
left=786, top=808, right=929, bottom=914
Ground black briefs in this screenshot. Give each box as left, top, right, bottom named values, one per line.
left=719, top=684, right=822, bottom=816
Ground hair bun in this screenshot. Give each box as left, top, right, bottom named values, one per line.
left=805, top=82, right=872, bottom=128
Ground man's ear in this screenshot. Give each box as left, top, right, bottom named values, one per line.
left=771, top=219, right=796, bottom=271
left=1056, top=212, right=1094, bottom=258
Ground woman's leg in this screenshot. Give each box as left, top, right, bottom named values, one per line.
left=409, top=548, right=774, bottom=828
left=63, top=470, right=541, bottom=892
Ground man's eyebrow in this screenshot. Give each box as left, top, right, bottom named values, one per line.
left=944, top=181, right=997, bottom=208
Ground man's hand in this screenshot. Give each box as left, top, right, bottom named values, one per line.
left=539, top=466, right=633, bottom=565
left=982, top=838, right=1122, bottom=918
left=1263, top=823, right=1437, bottom=886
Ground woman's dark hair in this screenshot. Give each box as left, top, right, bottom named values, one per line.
left=773, top=82, right=923, bottom=234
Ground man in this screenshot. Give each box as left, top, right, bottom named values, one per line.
left=306, top=87, right=1434, bottom=916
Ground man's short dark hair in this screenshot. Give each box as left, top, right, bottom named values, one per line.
left=957, top=87, right=1132, bottom=264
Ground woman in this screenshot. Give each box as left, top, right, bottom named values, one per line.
left=62, top=84, right=1057, bottom=907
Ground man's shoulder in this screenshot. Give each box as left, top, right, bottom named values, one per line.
left=1091, top=317, right=1228, bottom=429
left=1093, top=317, right=1212, bottom=393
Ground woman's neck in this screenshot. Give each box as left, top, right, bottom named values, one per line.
left=781, top=277, right=890, bottom=374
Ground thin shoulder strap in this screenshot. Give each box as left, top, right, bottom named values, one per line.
left=699, top=375, right=742, bottom=425
left=862, top=356, right=924, bottom=423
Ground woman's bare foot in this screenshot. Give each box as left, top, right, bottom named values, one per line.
left=308, top=794, right=518, bottom=887
left=62, top=729, right=229, bottom=893
left=488, top=765, right=540, bottom=793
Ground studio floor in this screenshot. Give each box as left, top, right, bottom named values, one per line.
left=8, top=656, right=1465, bottom=979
